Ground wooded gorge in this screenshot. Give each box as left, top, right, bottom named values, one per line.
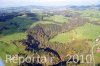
left=0, top=6, right=100, bottom=66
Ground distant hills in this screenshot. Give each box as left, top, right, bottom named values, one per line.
left=0, top=4, right=100, bottom=14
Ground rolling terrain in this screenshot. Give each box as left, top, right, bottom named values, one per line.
left=0, top=5, right=100, bottom=66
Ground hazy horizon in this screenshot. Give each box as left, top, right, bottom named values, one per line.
left=0, top=0, right=100, bottom=8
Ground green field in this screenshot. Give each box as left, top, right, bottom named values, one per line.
left=47, top=15, right=70, bottom=23
left=76, top=10, right=100, bottom=18
left=50, top=23, right=100, bottom=43
left=0, top=33, right=26, bottom=43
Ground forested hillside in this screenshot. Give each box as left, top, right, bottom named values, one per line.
left=0, top=5, right=100, bottom=66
